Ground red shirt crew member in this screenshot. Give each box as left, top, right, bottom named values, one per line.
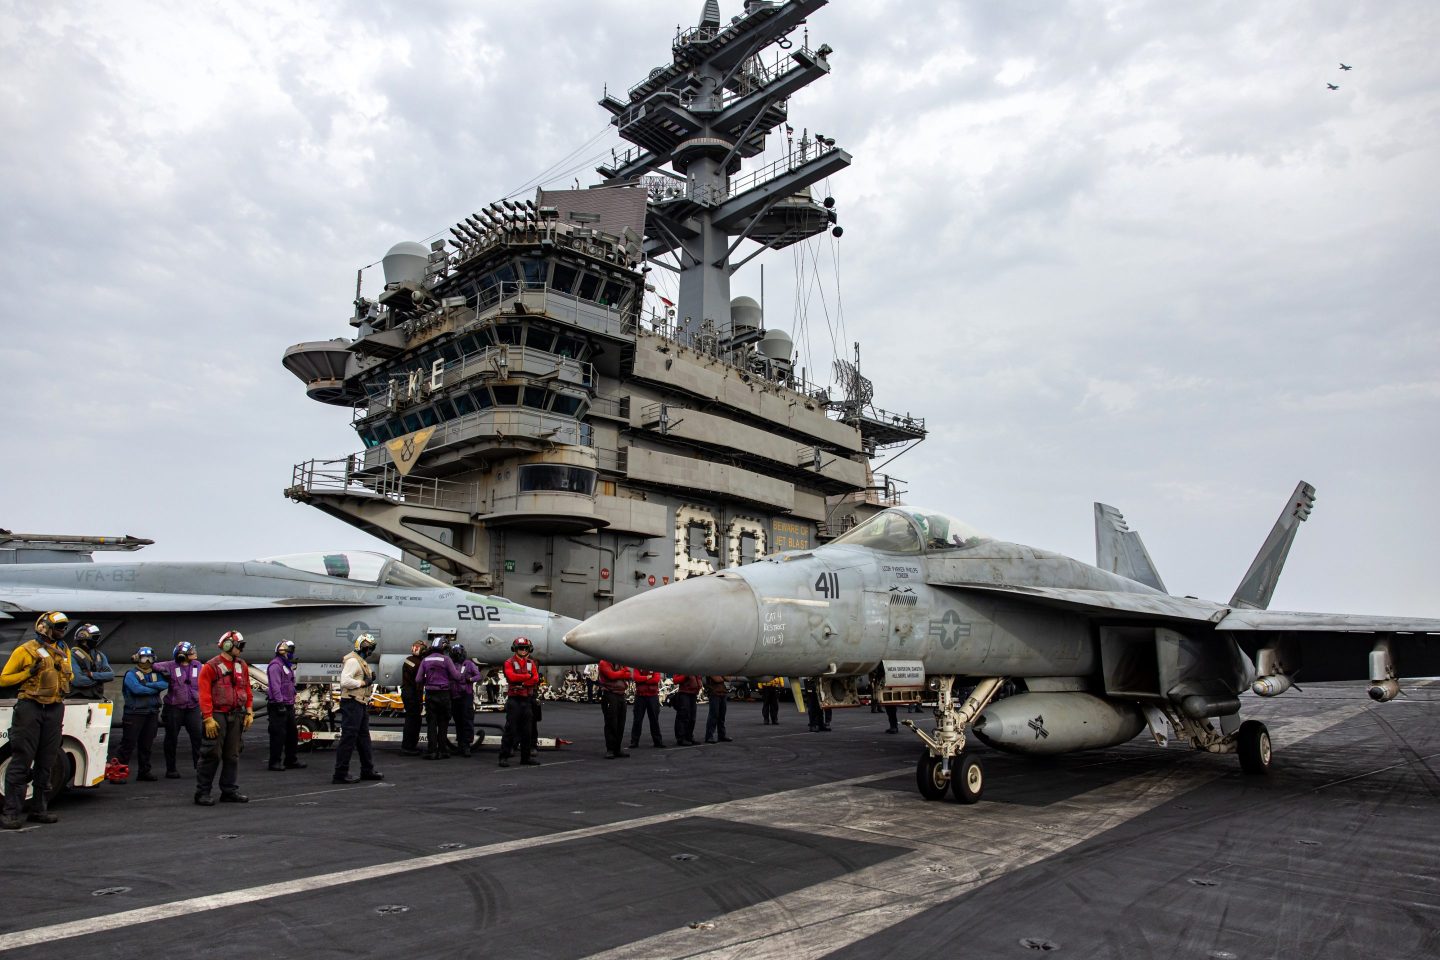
left=195, top=630, right=254, bottom=806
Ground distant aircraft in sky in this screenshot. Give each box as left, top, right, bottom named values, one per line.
left=1327, top=83, right=1340, bottom=90
left=566, top=483, right=1440, bottom=802
left=1339, top=63, right=1352, bottom=71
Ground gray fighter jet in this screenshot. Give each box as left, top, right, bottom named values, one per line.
left=566, top=483, right=1440, bottom=802
left=0, top=549, right=584, bottom=684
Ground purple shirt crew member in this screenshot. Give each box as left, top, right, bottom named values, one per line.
left=448, top=651, right=482, bottom=756
left=416, top=646, right=462, bottom=759
left=154, top=644, right=204, bottom=778
left=266, top=641, right=305, bottom=771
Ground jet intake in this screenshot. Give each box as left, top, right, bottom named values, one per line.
left=1367, top=679, right=1400, bottom=702
left=1179, top=695, right=1242, bottom=719
left=971, top=692, right=1145, bottom=756
left=1251, top=674, right=1294, bottom=697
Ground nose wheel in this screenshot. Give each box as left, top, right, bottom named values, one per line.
left=916, top=753, right=949, bottom=800
left=1237, top=719, right=1272, bottom=775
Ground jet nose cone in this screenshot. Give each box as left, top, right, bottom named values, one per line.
left=542, top=613, right=585, bottom=664
left=565, top=575, right=759, bottom=674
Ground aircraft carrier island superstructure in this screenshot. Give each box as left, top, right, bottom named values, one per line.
left=281, top=0, right=925, bottom=619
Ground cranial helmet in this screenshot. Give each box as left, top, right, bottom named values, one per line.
left=134, top=646, right=155, bottom=663
left=353, top=633, right=377, bottom=657
left=430, top=635, right=451, bottom=652
left=276, top=639, right=297, bottom=658
left=74, top=623, right=101, bottom=646
left=35, top=611, right=69, bottom=640
left=449, top=642, right=467, bottom=663
left=511, top=637, right=533, bottom=654
left=173, top=641, right=195, bottom=660
left=218, top=630, right=245, bottom=653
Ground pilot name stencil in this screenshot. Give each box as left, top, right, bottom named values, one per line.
left=881, top=564, right=921, bottom=580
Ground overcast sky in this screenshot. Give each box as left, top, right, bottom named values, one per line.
left=3, top=0, right=1437, bottom=617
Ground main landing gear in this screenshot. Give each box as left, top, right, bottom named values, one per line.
left=1236, top=719, right=1272, bottom=775
left=904, top=676, right=1005, bottom=803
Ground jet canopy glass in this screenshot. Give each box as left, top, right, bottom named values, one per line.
left=831, top=508, right=990, bottom=554
left=257, top=551, right=450, bottom=588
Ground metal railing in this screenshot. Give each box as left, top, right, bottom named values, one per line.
left=726, top=141, right=840, bottom=199
left=289, top=458, right=479, bottom=514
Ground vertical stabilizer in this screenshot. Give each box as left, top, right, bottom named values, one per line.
left=1094, top=503, right=1167, bottom=592
left=1229, top=481, right=1317, bottom=610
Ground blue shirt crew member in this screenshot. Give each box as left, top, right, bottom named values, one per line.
left=332, top=635, right=383, bottom=785
left=448, top=646, right=481, bottom=756
left=266, top=640, right=306, bottom=771
left=115, top=647, right=169, bottom=782
left=704, top=676, right=732, bottom=743
left=416, top=640, right=462, bottom=760
left=155, top=642, right=204, bottom=778
left=498, top=638, right=541, bottom=767
left=1, top=612, right=73, bottom=829
left=67, top=624, right=114, bottom=699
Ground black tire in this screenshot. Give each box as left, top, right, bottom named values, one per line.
left=0, top=745, right=69, bottom=807
left=950, top=753, right=983, bottom=804
left=1238, top=719, right=1272, bottom=775
left=916, top=753, right=949, bottom=800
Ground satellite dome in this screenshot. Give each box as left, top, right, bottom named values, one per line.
left=758, top=328, right=792, bottom=362
left=382, top=241, right=430, bottom=286
left=730, top=296, right=762, bottom=335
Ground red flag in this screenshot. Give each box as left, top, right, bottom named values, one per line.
left=659, top=296, right=674, bottom=307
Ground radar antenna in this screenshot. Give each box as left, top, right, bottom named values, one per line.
left=833, top=343, right=874, bottom=416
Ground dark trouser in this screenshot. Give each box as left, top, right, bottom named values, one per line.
left=162, top=704, right=203, bottom=773
left=333, top=699, right=375, bottom=776
left=584, top=679, right=596, bottom=702
left=451, top=694, right=475, bottom=752
left=629, top=695, right=662, bottom=746
left=761, top=688, right=780, bottom=724
left=424, top=689, right=452, bottom=757
left=267, top=702, right=299, bottom=766
left=196, top=710, right=245, bottom=798
left=674, top=692, right=697, bottom=744
left=806, top=691, right=829, bottom=730
left=885, top=705, right=899, bottom=730
left=600, top=690, right=628, bottom=754
left=117, top=710, right=159, bottom=775
left=499, top=696, right=534, bottom=761
left=3, top=700, right=63, bottom=818
left=705, top=694, right=728, bottom=740
left=401, top=693, right=423, bottom=751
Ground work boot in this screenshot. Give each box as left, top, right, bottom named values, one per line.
left=267, top=763, right=285, bottom=771
left=654, top=742, right=668, bottom=748
left=1, top=814, right=24, bottom=830
left=219, top=792, right=249, bottom=803
left=138, top=772, right=158, bottom=782
left=521, top=758, right=541, bottom=766
left=359, top=770, right=385, bottom=781
left=719, top=736, right=733, bottom=742
left=194, top=793, right=216, bottom=806
left=498, top=758, right=511, bottom=768
left=332, top=774, right=359, bottom=784
left=284, top=760, right=307, bottom=769
left=165, top=770, right=181, bottom=779
left=29, top=811, right=59, bottom=825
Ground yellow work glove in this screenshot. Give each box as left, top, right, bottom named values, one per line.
left=242, top=711, right=254, bottom=731
left=203, top=717, right=220, bottom=739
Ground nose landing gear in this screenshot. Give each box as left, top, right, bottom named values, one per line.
left=904, top=675, right=1006, bottom=802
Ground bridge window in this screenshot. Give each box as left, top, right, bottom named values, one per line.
left=518, top=464, right=596, bottom=495
left=454, top=393, right=476, bottom=416
left=552, top=263, right=578, bottom=293
left=552, top=395, right=582, bottom=417
left=522, top=386, right=547, bottom=409
left=472, top=388, right=494, bottom=410
left=492, top=385, right=519, bottom=406
left=577, top=272, right=601, bottom=302
left=526, top=327, right=556, bottom=351
left=520, top=258, right=548, bottom=286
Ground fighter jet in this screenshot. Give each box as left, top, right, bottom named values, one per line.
left=0, top=548, right=585, bottom=685
left=1339, top=63, right=1352, bottom=70
left=566, top=483, right=1440, bottom=802
left=1328, top=83, right=1340, bottom=90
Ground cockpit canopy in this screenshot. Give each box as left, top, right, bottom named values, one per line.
left=256, top=551, right=450, bottom=589
left=831, top=508, right=990, bottom=555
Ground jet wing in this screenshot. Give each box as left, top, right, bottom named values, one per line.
left=1216, top=609, right=1440, bottom=634
left=0, top=591, right=380, bottom=615
left=938, top=582, right=1228, bottom=623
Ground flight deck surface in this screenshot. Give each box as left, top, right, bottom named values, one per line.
left=1, top=684, right=1435, bottom=959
